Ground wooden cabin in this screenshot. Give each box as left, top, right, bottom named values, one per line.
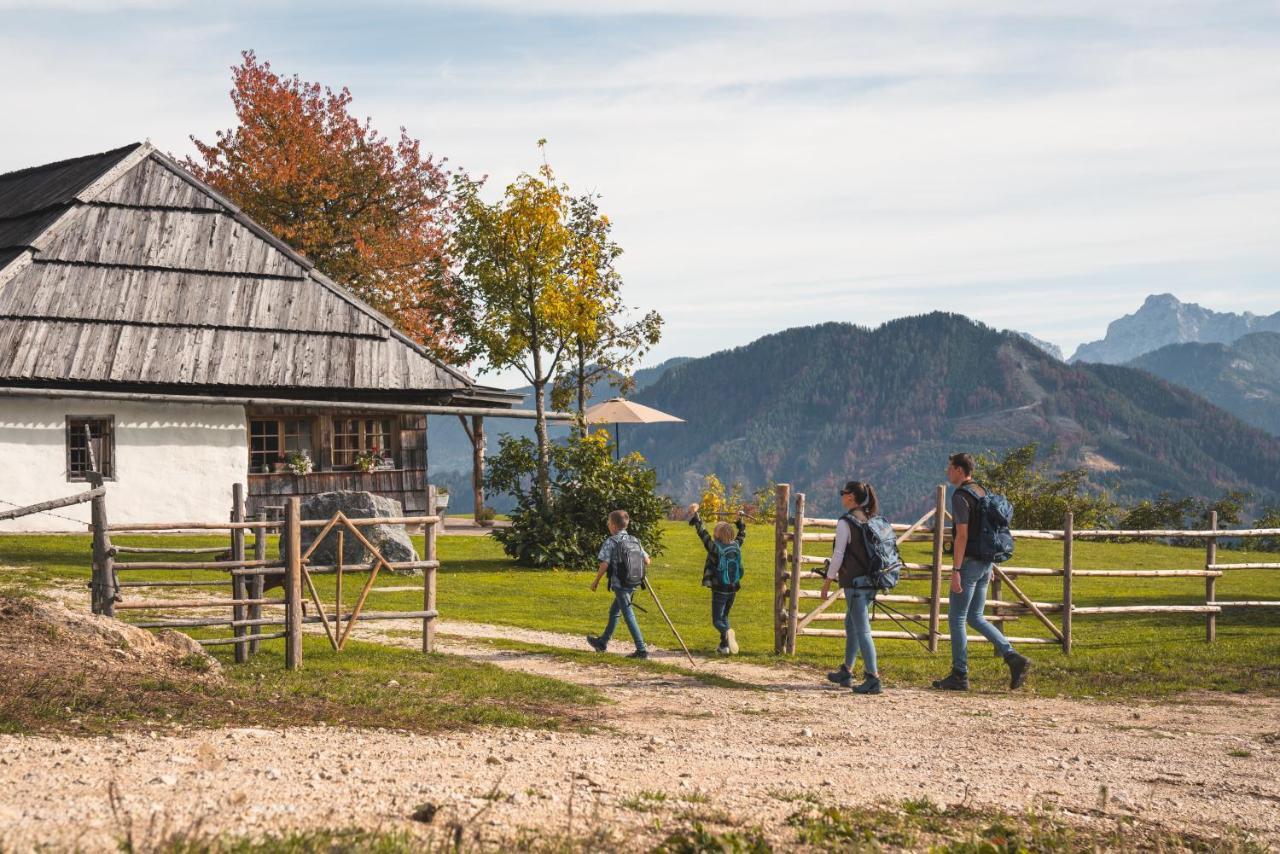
left=0, top=143, right=529, bottom=531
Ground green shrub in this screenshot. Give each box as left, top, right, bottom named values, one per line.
left=485, top=429, right=671, bottom=569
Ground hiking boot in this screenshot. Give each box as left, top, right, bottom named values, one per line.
left=826, top=665, right=854, bottom=688
left=725, top=628, right=739, bottom=655
left=1004, top=651, right=1031, bottom=689
left=932, top=670, right=969, bottom=691
left=586, top=635, right=607, bottom=653
left=852, top=674, right=882, bottom=695
left=626, top=649, right=649, bottom=660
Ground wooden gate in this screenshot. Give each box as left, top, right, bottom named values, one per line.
left=774, top=483, right=1069, bottom=656
left=92, top=488, right=441, bottom=670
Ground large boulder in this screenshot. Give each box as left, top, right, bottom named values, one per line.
left=293, top=491, right=420, bottom=573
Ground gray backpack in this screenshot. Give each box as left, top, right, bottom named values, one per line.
left=611, top=535, right=646, bottom=588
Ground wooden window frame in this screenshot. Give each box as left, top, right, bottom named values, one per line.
left=66, top=415, right=116, bottom=482
left=247, top=417, right=316, bottom=471
left=330, top=415, right=397, bottom=470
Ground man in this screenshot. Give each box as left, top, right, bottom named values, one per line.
left=933, top=453, right=1031, bottom=691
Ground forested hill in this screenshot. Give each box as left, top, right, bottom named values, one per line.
left=1128, top=332, right=1280, bottom=437
left=626, top=313, right=1280, bottom=519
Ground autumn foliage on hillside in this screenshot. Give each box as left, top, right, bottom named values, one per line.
left=186, top=51, right=456, bottom=353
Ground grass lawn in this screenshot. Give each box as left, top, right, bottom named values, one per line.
left=2, top=522, right=1278, bottom=699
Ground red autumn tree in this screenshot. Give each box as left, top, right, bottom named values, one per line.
left=186, top=51, right=456, bottom=352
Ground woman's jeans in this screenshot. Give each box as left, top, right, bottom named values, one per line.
left=711, top=590, right=736, bottom=639
left=949, top=558, right=1014, bottom=673
left=843, top=586, right=878, bottom=675
left=601, top=585, right=646, bottom=651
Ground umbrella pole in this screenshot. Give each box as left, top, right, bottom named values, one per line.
left=614, top=422, right=620, bottom=461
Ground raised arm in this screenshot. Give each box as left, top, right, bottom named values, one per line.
left=688, top=505, right=716, bottom=554
left=735, top=512, right=746, bottom=545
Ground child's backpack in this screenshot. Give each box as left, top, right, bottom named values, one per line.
left=958, top=484, right=1015, bottom=564
left=845, top=513, right=903, bottom=590
left=714, top=541, right=744, bottom=588
left=611, top=534, right=648, bottom=588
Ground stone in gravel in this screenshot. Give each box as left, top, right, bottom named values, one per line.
left=264, top=767, right=280, bottom=780
left=149, top=775, right=177, bottom=786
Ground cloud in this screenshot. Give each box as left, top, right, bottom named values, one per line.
left=2, top=0, right=1277, bottom=382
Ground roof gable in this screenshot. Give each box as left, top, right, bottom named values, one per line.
left=0, top=144, right=474, bottom=396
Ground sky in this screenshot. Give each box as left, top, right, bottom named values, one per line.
left=2, top=0, right=1278, bottom=385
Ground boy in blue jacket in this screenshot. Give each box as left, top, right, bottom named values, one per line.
left=687, top=504, right=746, bottom=654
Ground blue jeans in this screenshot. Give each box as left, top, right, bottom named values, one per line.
left=949, top=559, right=1013, bottom=673
left=843, top=586, right=878, bottom=675
left=711, top=590, right=736, bottom=640
left=601, top=586, right=646, bottom=651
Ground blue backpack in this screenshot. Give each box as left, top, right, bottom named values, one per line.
left=844, top=513, right=902, bottom=590
left=714, top=542, right=744, bottom=588
left=958, top=484, right=1015, bottom=563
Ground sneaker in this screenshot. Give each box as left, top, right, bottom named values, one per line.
left=932, top=670, right=969, bottom=691
left=716, top=644, right=730, bottom=655
left=852, top=674, right=882, bottom=695
left=1004, top=652, right=1031, bottom=689
left=626, top=649, right=649, bottom=660
left=826, top=665, right=853, bottom=688
left=586, top=635, right=607, bottom=652
left=725, top=628, right=739, bottom=655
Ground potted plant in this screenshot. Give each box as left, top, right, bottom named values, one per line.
left=435, top=486, right=450, bottom=512
left=476, top=505, right=496, bottom=527
left=285, top=449, right=313, bottom=475
left=272, top=455, right=288, bottom=474
left=355, top=448, right=378, bottom=473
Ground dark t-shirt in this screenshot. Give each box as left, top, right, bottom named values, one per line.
left=951, top=481, right=985, bottom=526
left=952, top=481, right=987, bottom=559
left=837, top=515, right=872, bottom=588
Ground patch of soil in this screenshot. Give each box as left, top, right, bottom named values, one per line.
left=0, top=596, right=224, bottom=735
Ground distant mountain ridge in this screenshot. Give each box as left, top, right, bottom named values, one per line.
left=1072, top=294, right=1280, bottom=364
left=1128, top=332, right=1280, bottom=437
left=624, top=313, right=1280, bottom=519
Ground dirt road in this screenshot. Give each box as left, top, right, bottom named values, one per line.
left=1, top=619, right=1277, bottom=850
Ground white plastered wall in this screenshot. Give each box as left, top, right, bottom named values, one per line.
left=0, top=395, right=247, bottom=532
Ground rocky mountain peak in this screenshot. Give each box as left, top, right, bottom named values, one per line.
left=1071, top=294, right=1280, bottom=364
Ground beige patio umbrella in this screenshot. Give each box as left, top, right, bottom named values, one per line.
left=584, top=397, right=685, bottom=459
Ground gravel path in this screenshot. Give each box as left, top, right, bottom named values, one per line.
left=2, top=614, right=1278, bottom=850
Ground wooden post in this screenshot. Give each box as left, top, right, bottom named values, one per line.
left=89, top=483, right=115, bottom=617
left=230, top=484, right=248, bottom=664
left=335, top=530, right=344, bottom=643
left=786, top=492, right=805, bottom=655
left=424, top=485, right=438, bottom=653
left=928, top=484, right=945, bottom=653
left=773, top=483, right=791, bottom=654
left=250, top=511, right=266, bottom=654
left=472, top=416, right=485, bottom=523
left=1206, top=510, right=1218, bottom=643
left=285, top=497, right=303, bottom=670
left=1062, top=511, right=1073, bottom=656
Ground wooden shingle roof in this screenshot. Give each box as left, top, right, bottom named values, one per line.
left=0, top=143, right=479, bottom=399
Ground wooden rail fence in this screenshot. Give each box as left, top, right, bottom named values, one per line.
left=88, top=485, right=442, bottom=670
left=773, top=483, right=1280, bottom=656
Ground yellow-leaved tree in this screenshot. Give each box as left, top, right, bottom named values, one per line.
left=443, top=144, right=617, bottom=509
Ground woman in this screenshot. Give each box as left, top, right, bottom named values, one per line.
left=820, top=480, right=882, bottom=695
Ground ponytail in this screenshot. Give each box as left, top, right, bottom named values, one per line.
left=848, top=481, right=879, bottom=517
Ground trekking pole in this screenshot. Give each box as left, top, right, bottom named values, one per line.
left=644, top=578, right=697, bottom=667
left=874, top=599, right=934, bottom=654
